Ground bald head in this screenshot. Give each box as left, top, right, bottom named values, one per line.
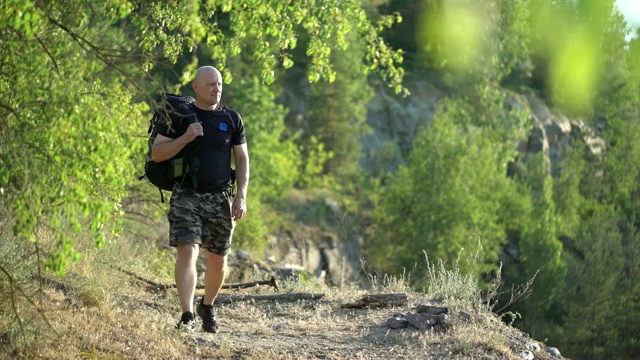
left=192, top=66, right=223, bottom=110
left=195, top=66, right=221, bottom=82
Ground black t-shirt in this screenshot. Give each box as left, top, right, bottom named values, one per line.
left=155, top=104, right=246, bottom=192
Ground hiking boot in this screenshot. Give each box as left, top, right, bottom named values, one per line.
left=175, top=311, right=195, bottom=329
left=197, top=299, right=219, bottom=333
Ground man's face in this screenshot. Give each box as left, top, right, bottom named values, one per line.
left=194, top=69, right=222, bottom=106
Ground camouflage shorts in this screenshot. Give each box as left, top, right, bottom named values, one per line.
left=167, top=186, right=235, bottom=256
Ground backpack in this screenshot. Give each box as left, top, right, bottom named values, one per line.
left=139, top=93, right=200, bottom=202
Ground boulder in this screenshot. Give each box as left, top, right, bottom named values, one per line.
left=405, top=313, right=439, bottom=330
left=386, top=314, right=409, bottom=329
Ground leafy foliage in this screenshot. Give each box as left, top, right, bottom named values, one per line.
left=0, top=2, right=147, bottom=273
left=0, top=0, right=406, bottom=274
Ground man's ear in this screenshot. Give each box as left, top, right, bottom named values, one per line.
left=191, top=82, right=197, bottom=92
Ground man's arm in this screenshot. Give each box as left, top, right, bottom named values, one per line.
left=232, top=143, right=249, bottom=220
left=151, top=122, right=203, bottom=162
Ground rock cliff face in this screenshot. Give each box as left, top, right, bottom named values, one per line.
left=360, top=83, right=605, bottom=178
left=360, top=79, right=443, bottom=176
left=264, top=80, right=605, bottom=285
left=517, top=95, right=605, bottom=176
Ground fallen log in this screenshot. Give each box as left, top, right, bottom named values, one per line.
left=215, top=292, right=325, bottom=305
left=221, top=277, right=279, bottom=292
left=114, top=266, right=279, bottom=291
left=342, top=293, right=407, bottom=309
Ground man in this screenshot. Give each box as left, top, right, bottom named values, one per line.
left=151, top=66, right=249, bottom=333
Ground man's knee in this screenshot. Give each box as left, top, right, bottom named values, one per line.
left=176, top=243, right=199, bottom=263
left=205, top=251, right=227, bottom=272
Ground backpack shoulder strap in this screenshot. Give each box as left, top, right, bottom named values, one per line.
left=181, top=103, right=201, bottom=190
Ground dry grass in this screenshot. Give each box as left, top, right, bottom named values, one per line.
left=0, top=215, right=561, bottom=360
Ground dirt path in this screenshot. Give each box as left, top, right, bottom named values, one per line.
left=159, top=287, right=564, bottom=360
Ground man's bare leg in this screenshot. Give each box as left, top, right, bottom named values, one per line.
left=175, top=243, right=199, bottom=313
left=202, top=250, right=227, bottom=305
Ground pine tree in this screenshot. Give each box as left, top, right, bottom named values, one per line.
left=304, top=28, right=374, bottom=178
left=559, top=207, right=624, bottom=359
left=596, top=79, right=640, bottom=359
left=511, top=154, right=566, bottom=337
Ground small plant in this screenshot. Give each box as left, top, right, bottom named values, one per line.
left=76, top=281, right=107, bottom=308
left=362, top=259, right=414, bottom=294
left=424, top=249, right=480, bottom=307
left=424, top=243, right=538, bottom=315
left=483, top=264, right=539, bottom=314
left=278, top=269, right=325, bottom=294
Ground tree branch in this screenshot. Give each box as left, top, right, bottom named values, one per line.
left=0, top=265, right=25, bottom=341
left=45, top=15, right=145, bottom=92
left=34, top=34, right=61, bottom=76
left=122, top=211, right=159, bottom=225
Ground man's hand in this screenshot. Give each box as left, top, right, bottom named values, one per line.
left=232, top=196, right=246, bottom=220
left=182, top=122, right=204, bottom=142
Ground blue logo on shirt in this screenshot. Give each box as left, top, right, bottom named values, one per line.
left=219, top=122, right=228, bottom=131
